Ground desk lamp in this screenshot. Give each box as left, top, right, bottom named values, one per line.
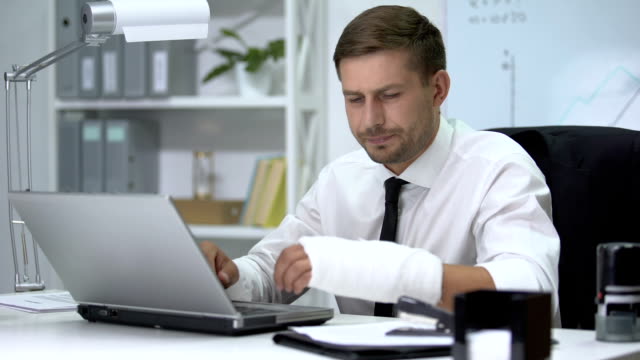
left=3, top=0, right=210, bottom=292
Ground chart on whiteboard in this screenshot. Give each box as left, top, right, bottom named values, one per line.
left=445, top=0, right=640, bottom=131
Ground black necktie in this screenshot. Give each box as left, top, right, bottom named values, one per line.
left=374, top=177, right=409, bottom=317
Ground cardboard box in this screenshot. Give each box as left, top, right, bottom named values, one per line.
left=173, top=199, right=244, bottom=225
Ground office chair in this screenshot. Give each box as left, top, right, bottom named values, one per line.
left=489, top=126, right=640, bottom=329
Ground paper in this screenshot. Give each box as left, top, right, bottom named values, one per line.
left=291, top=320, right=453, bottom=347
left=0, top=291, right=77, bottom=313
left=152, top=51, right=169, bottom=93
left=81, top=57, right=95, bottom=91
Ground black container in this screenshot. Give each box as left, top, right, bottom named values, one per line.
left=452, top=290, right=551, bottom=360
left=595, top=243, right=640, bottom=342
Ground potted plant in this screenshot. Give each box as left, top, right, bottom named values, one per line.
left=202, top=28, right=285, bottom=96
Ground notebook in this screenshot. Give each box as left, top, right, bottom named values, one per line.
left=8, top=191, right=333, bottom=335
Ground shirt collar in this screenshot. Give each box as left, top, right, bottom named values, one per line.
left=377, top=115, right=453, bottom=188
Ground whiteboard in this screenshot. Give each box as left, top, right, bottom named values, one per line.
left=445, top=0, right=640, bottom=130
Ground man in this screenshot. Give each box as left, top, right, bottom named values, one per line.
left=200, top=5, right=560, bottom=322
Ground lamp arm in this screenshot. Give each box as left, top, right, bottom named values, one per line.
left=6, top=34, right=110, bottom=82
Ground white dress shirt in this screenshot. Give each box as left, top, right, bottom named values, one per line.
left=227, top=117, right=560, bottom=324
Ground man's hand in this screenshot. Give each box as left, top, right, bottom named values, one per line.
left=274, top=244, right=312, bottom=295
left=199, top=241, right=239, bottom=288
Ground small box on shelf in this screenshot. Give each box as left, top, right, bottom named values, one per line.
left=173, top=199, right=244, bottom=225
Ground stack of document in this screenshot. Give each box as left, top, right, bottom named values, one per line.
left=0, top=291, right=77, bottom=313
left=290, top=320, right=452, bottom=346
left=274, top=320, right=453, bottom=359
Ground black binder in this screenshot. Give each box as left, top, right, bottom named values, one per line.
left=272, top=331, right=451, bottom=360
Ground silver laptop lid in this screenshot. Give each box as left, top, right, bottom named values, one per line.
left=8, top=191, right=237, bottom=316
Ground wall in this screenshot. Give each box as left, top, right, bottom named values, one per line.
left=325, top=1, right=446, bottom=163
left=446, top=0, right=640, bottom=130
left=0, top=0, right=62, bottom=293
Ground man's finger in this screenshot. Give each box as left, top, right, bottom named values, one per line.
left=215, top=250, right=228, bottom=272
left=282, top=257, right=312, bottom=293
left=218, top=271, right=230, bottom=286
left=199, top=241, right=218, bottom=270
left=292, top=271, right=312, bottom=295
left=219, top=259, right=239, bottom=287
left=282, top=257, right=312, bottom=292
left=274, top=245, right=307, bottom=291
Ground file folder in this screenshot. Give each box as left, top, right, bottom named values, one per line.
left=55, top=0, right=81, bottom=98
left=57, top=112, right=83, bottom=192
left=123, top=42, right=147, bottom=98
left=81, top=119, right=105, bottom=192
left=104, top=119, right=158, bottom=193
left=147, top=41, right=170, bottom=97
left=273, top=331, right=451, bottom=360
left=77, top=0, right=101, bottom=98
left=101, top=35, right=124, bottom=98
left=147, top=40, right=197, bottom=97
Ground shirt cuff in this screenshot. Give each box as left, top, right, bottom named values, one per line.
left=224, top=258, right=254, bottom=302
left=477, top=258, right=542, bottom=291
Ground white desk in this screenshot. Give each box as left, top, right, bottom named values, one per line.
left=2, top=307, right=640, bottom=359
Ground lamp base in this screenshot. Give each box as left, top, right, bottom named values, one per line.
left=15, top=282, right=46, bottom=292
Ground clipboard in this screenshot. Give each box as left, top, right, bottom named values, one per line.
left=272, top=331, right=451, bottom=360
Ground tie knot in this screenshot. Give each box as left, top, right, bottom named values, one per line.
left=384, top=177, right=408, bottom=204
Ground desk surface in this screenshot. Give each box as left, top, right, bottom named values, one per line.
left=2, top=307, right=640, bottom=359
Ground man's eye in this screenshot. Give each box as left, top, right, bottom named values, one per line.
left=382, top=93, right=399, bottom=99
left=348, top=97, right=364, bottom=104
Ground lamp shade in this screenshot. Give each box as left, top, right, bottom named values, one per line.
left=82, top=0, right=210, bottom=42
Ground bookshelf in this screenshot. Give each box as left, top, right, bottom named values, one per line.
left=188, top=225, right=272, bottom=241
left=54, top=96, right=287, bottom=110
left=51, top=0, right=327, bottom=242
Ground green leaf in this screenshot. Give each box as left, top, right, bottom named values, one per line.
left=216, top=48, right=243, bottom=61
left=267, top=39, right=285, bottom=61
left=220, top=28, right=247, bottom=48
left=202, top=62, right=234, bottom=83
left=244, top=47, right=268, bottom=73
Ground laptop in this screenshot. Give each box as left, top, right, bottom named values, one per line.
left=8, top=191, right=333, bottom=335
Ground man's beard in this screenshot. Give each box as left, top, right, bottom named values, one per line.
left=358, top=133, right=417, bottom=165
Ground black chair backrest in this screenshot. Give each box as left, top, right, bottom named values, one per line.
left=489, top=126, right=640, bottom=329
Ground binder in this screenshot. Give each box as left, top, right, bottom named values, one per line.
left=123, top=42, right=147, bottom=98
left=57, top=112, right=83, bottom=192
left=147, top=40, right=197, bottom=97
left=78, top=46, right=101, bottom=98
left=101, top=35, right=124, bottom=98
left=55, top=0, right=81, bottom=98
left=104, top=119, right=158, bottom=193
left=273, top=332, right=451, bottom=360
left=77, top=0, right=101, bottom=98
left=81, top=119, right=105, bottom=192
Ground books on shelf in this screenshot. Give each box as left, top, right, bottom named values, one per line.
left=241, top=156, right=287, bottom=228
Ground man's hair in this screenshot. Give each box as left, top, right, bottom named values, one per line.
left=333, top=5, right=446, bottom=83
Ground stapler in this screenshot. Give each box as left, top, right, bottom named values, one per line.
left=386, top=296, right=453, bottom=337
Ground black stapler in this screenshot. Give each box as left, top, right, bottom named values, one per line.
left=386, top=296, right=453, bottom=337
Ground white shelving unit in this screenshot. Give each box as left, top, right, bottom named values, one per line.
left=188, top=224, right=271, bottom=241
left=53, top=0, right=327, bottom=242
left=54, top=96, right=287, bottom=110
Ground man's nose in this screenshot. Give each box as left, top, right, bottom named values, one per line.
left=362, top=98, right=384, bottom=128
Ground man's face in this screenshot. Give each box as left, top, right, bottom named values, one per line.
left=340, top=49, right=442, bottom=174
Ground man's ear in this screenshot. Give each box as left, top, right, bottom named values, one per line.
left=431, top=70, right=450, bottom=107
